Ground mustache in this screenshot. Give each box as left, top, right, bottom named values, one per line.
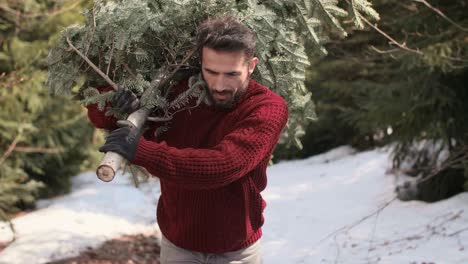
left=213, top=90, right=233, bottom=95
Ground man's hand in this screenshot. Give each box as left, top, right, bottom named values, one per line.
left=98, top=120, right=141, bottom=162
left=113, top=87, right=140, bottom=114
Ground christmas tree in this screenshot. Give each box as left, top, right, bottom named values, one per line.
left=48, top=0, right=379, bottom=180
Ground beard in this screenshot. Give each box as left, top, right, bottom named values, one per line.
left=205, top=88, right=243, bottom=109
left=204, top=78, right=250, bottom=109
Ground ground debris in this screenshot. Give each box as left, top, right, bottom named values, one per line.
left=47, top=234, right=161, bottom=264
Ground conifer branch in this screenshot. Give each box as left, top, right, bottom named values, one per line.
left=66, top=37, right=118, bottom=90
left=29, top=1, right=83, bottom=18
left=416, top=146, right=468, bottom=185
left=166, top=94, right=204, bottom=120
left=361, top=13, right=468, bottom=63
left=359, top=14, right=423, bottom=55
left=80, top=7, right=97, bottom=69
left=160, top=48, right=197, bottom=89
left=413, top=0, right=468, bottom=32
left=0, top=5, right=22, bottom=30
left=0, top=1, right=82, bottom=19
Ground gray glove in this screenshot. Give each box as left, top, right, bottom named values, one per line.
left=98, top=120, right=141, bottom=162
left=113, top=87, right=140, bottom=114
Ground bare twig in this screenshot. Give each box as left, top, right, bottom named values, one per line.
left=315, top=197, right=397, bottom=247
left=333, top=234, right=341, bottom=264
left=66, top=37, right=118, bottom=90
left=0, top=209, right=16, bottom=244
left=413, top=0, right=468, bottom=32
left=369, top=45, right=400, bottom=54
left=11, top=146, right=63, bottom=154
left=160, top=48, right=197, bottom=89
left=372, top=209, right=463, bottom=250
left=366, top=207, right=382, bottom=263
left=156, top=48, right=197, bottom=101
left=123, top=63, right=137, bottom=80
left=129, top=165, right=140, bottom=188
left=450, top=226, right=468, bottom=237
left=79, top=7, right=96, bottom=69
left=0, top=133, right=21, bottom=165
left=346, top=197, right=396, bottom=232
left=106, top=41, right=115, bottom=76
left=417, top=146, right=468, bottom=185
left=359, top=14, right=423, bottom=55
left=361, top=13, right=468, bottom=63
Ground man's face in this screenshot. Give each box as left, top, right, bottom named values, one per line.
left=201, top=47, right=258, bottom=108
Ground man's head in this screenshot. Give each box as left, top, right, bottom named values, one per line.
left=196, top=16, right=258, bottom=108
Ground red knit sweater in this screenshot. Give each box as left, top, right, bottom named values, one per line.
left=87, top=78, right=288, bottom=253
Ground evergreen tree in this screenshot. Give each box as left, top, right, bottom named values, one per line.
left=47, top=0, right=379, bottom=154
left=301, top=0, right=468, bottom=201
left=0, top=0, right=97, bottom=217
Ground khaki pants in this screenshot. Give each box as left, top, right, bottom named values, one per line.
left=160, top=235, right=262, bottom=264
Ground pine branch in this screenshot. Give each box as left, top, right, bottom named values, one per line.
left=79, top=7, right=97, bottom=69
left=66, top=37, right=118, bottom=90
left=413, top=0, right=468, bottom=32
left=416, top=146, right=468, bottom=185
left=360, top=13, right=468, bottom=63
left=358, top=13, right=423, bottom=55
left=159, top=48, right=197, bottom=90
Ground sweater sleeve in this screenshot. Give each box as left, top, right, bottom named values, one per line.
left=132, top=100, right=288, bottom=190
left=86, top=86, right=119, bottom=130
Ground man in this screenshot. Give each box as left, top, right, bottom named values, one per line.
left=88, top=16, right=288, bottom=263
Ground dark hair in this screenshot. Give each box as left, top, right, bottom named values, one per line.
left=195, top=16, right=256, bottom=60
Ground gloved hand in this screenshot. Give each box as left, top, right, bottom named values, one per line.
left=113, top=87, right=140, bottom=114
left=98, top=120, right=141, bottom=162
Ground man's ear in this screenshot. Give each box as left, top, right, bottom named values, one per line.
left=248, top=57, right=259, bottom=75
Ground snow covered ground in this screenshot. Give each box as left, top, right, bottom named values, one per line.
left=1, top=146, right=468, bottom=263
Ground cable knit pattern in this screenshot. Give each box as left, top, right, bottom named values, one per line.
left=87, top=79, right=288, bottom=253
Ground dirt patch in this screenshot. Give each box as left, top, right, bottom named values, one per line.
left=47, top=234, right=161, bottom=264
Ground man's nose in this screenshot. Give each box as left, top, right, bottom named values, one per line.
left=213, top=75, right=227, bottom=92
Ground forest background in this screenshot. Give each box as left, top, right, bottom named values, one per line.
left=0, top=0, right=467, bottom=225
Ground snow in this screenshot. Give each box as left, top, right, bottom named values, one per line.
left=1, top=146, right=468, bottom=263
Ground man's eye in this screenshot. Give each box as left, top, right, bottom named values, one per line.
left=204, top=69, right=216, bottom=75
